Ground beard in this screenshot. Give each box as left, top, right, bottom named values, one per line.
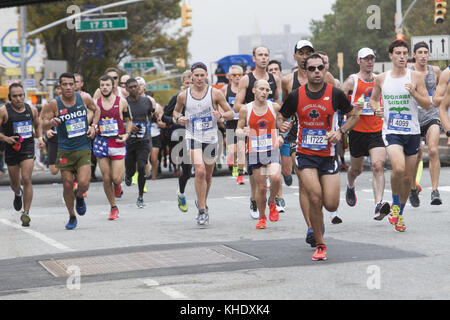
left=101, top=90, right=113, bottom=98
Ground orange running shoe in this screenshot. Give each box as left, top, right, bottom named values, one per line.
left=268, top=202, right=279, bottom=222
left=388, top=205, right=400, bottom=225
left=236, top=175, right=245, bottom=185
left=109, top=206, right=119, bottom=221
left=114, top=184, right=123, bottom=198
left=312, top=244, right=327, bottom=261
left=395, top=215, right=406, bottom=232
left=256, top=217, right=266, bottom=229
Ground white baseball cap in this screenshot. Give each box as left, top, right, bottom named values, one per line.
left=295, top=40, right=314, bottom=53
left=358, top=48, right=376, bottom=59
left=135, top=76, right=146, bottom=85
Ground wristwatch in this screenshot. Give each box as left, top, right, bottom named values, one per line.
left=446, top=130, right=450, bottom=138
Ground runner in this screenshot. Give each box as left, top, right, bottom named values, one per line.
left=41, top=73, right=100, bottom=230
left=93, top=75, right=131, bottom=220
left=0, top=83, right=45, bottom=227
left=341, top=48, right=390, bottom=220
left=434, top=67, right=450, bottom=146
left=279, top=53, right=361, bottom=260
left=370, top=40, right=431, bottom=232
left=439, top=79, right=450, bottom=137
left=119, top=74, right=130, bottom=98
left=173, top=62, right=234, bottom=225
left=42, top=85, right=61, bottom=176
left=236, top=79, right=283, bottom=229
left=149, top=99, right=165, bottom=180
left=234, top=46, right=282, bottom=219
left=125, top=78, right=154, bottom=208
left=221, top=65, right=243, bottom=182
left=93, top=67, right=123, bottom=100
left=408, top=42, right=442, bottom=207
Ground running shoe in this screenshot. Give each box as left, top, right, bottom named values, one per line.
left=374, top=202, right=391, bottom=221
left=256, top=217, right=266, bottom=229
left=306, top=228, right=316, bottom=248
left=275, top=197, right=285, bottom=213
left=395, top=215, right=406, bottom=232
left=409, top=188, right=420, bottom=208
left=114, top=184, right=123, bottom=198
left=268, top=202, right=279, bottom=222
left=136, top=197, right=145, bottom=209
left=283, top=174, right=293, bottom=186
left=312, top=244, right=327, bottom=261
left=132, top=172, right=138, bottom=185
left=197, top=209, right=209, bottom=226
left=74, top=190, right=87, bottom=216
left=125, top=176, right=132, bottom=187
left=232, top=166, right=238, bottom=177
left=340, top=162, right=346, bottom=172
left=250, top=199, right=259, bottom=219
left=431, top=189, right=442, bottom=205
left=236, top=175, right=245, bottom=185
left=13, top=188, right=23, bottom=211
left=388, top=205, right=400, bottom=225
left=65, top=217, right=77, bottom=230
left=345, top=186, right=357, bottom=207
left=416, top=183, right=422, bottom=193
left=20, top=211, right=30, bottom=227
left=194, top=200, right=208, bottom=211
left=143, top=183, right=147, bottom=193
left=330, top=211, right=343, bottom=224
left=177, top=192, right=188, bottom=212
left=108, top=206, right=119, bottom=220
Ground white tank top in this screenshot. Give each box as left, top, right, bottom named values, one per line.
left=382, top=69, right=420, bottom=135
left=185, top=86, right=218, bottom=144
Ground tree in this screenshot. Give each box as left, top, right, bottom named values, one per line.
left=25, top=0, right=191, bottom=94
left=309, top=0, right=449, bottom=78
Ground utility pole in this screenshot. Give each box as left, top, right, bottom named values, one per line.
left=20, top=6, right=27, bottom=90
left=396, top=0, right=419, bottom=39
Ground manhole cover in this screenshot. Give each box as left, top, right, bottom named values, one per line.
left=39, top=245, right=258, bottom=277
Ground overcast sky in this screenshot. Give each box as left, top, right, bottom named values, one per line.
left=183, top=0, right=336, bottom=64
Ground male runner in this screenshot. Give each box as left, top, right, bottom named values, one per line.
left=0, top=83, right=45, bottom=227
left=408, top=42, right=442, bottom=207
left=342, top=48, right=390, bottom=220
left=41, top=73, right=100, bottom=230
left=234, top=46, right=282, bottom=219
left=173, top=62, right=234, bottom=225
left=42, top=85, right=61, bottom=176
left=370, top=40, right=430, bottom=232
left=221, top=65, right=244, bottom=182
left=125, top=78, right=154, bottom=208
left=434, top=67, right=450, bottom=146
left=119, top=74, right=130, bottom=98
left=439, top=80, right=450, bottom=136
left=279, top=53, right=361, bottom=261
left=237, top=79, right=283, bottom=229
left=93, top=75, right=131, bottom=220
left=93, top=67, right=123, bottom=100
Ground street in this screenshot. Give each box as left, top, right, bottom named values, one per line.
left=0, top=167, right=449, bottom=300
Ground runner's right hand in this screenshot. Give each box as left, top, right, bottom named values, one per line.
left=46, top=129, right=56, bottom=138
left=4, top=136, right=19, bottom=145
left=51, top=117, right=61, bottom=126
left=375, top=106, right=384, bottom=119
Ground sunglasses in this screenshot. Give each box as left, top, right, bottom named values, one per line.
left=231, top=74, right=242, bottom=77
left=307, top=65, right=325, bottom=72
left=112, top=76, right=119, bottom=80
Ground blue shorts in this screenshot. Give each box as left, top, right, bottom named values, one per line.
left=296, top=153, right=339, bottom=176
left=280, top=142, right=291, bottom=157
left=383, top=134, right=420, bottom=156
left=247, top=149, right=280, bottom=176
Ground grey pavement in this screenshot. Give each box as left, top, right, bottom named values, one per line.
left=0, top=166, right=449, bottom=300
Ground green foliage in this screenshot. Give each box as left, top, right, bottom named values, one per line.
left=309, top=0, right=450, bottom=78
left=26, top=0, right=190, bottom=94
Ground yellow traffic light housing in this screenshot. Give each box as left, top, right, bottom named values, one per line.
left=181, top=2, right=192, bottom=27
left=434, top=0, right=447, bottom=24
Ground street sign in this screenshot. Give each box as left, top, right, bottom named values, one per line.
left=2, top=46, right=19, bottom=53
left=40, top=79, right=58, bottom=87
left=124, top=61, right=155, bottom=69
left=5, top=67, right=35, bottom=76
left=147, top=83, right=170, bottom=91
left=76, top=17, right=128, bottom=32
left=25, top=79, right=36, bottom=87
left=411, top=35, right=450, bottom=61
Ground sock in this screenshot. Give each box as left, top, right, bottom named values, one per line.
left=178, top=192, right=185, bottom=199
left=307, top=227, right=313, bottom=234
left=238, top=169, right=244, bottom=176
left=392, top=194, right=401, bottom=206
left=399, top=203, right=406, bottom=216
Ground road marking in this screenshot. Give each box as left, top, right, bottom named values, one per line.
left=0, top=219, right=74, bottom=252
left=141, top=279, right=189, bottom=299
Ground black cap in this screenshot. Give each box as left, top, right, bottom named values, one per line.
left=191, top=62, right=208, bottom=72
left=413, top=41, right=429, bottom=53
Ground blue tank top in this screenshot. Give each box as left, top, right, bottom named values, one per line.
left=56, top=92, right=91, bottom=151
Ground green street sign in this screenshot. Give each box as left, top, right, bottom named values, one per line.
left=147, top=84, right=170, bottom=91
left=76, top=17, right=128, bottom=32
left=124, top=61, right=155, bottom=69
left=2, top=46, right=19, bottom=53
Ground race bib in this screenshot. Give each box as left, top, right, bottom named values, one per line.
left=301, top=129, right=328, bottom=150
left=361, top=100, right=374, bottom=116
left=388, top=113, right=412, bottom=132
left=132, top=122, right=146, bottom=138
left=13, top=121, right=33, bottom=139
left=66, top=117, right=86, bottom=139
left=99, top=119, right=119, bottom=137
left=192, top=116, right=213, bottom=133
left=228, top=96, right=236, bottom=108
left=250, top=134, right=273, bottom=152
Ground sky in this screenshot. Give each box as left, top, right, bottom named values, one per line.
left=181, top=0, right=336, bottom=64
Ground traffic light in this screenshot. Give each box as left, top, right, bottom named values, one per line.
left=434, top=0, right=447, bottom=24
left=31, top=95, right=41, bottom=105
left=176, top=58, right=186, bottom=68
left=181, top=2, right=192, bottom=27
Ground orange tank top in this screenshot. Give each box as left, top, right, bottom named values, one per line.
left=246, top=101, right=278, bottom=154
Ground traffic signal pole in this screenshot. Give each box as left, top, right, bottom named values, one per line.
left=396, top=0, right=418, bottom=39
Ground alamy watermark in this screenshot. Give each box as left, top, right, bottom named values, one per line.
left=367, top=5, right=381, bottom=30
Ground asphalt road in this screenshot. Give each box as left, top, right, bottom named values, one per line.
left=0, top=167, right=449, bottom=300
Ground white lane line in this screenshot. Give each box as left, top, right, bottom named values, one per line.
left=141, top=279, right=189, bottom=299
left=0, top=219, right=74, bottom=252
